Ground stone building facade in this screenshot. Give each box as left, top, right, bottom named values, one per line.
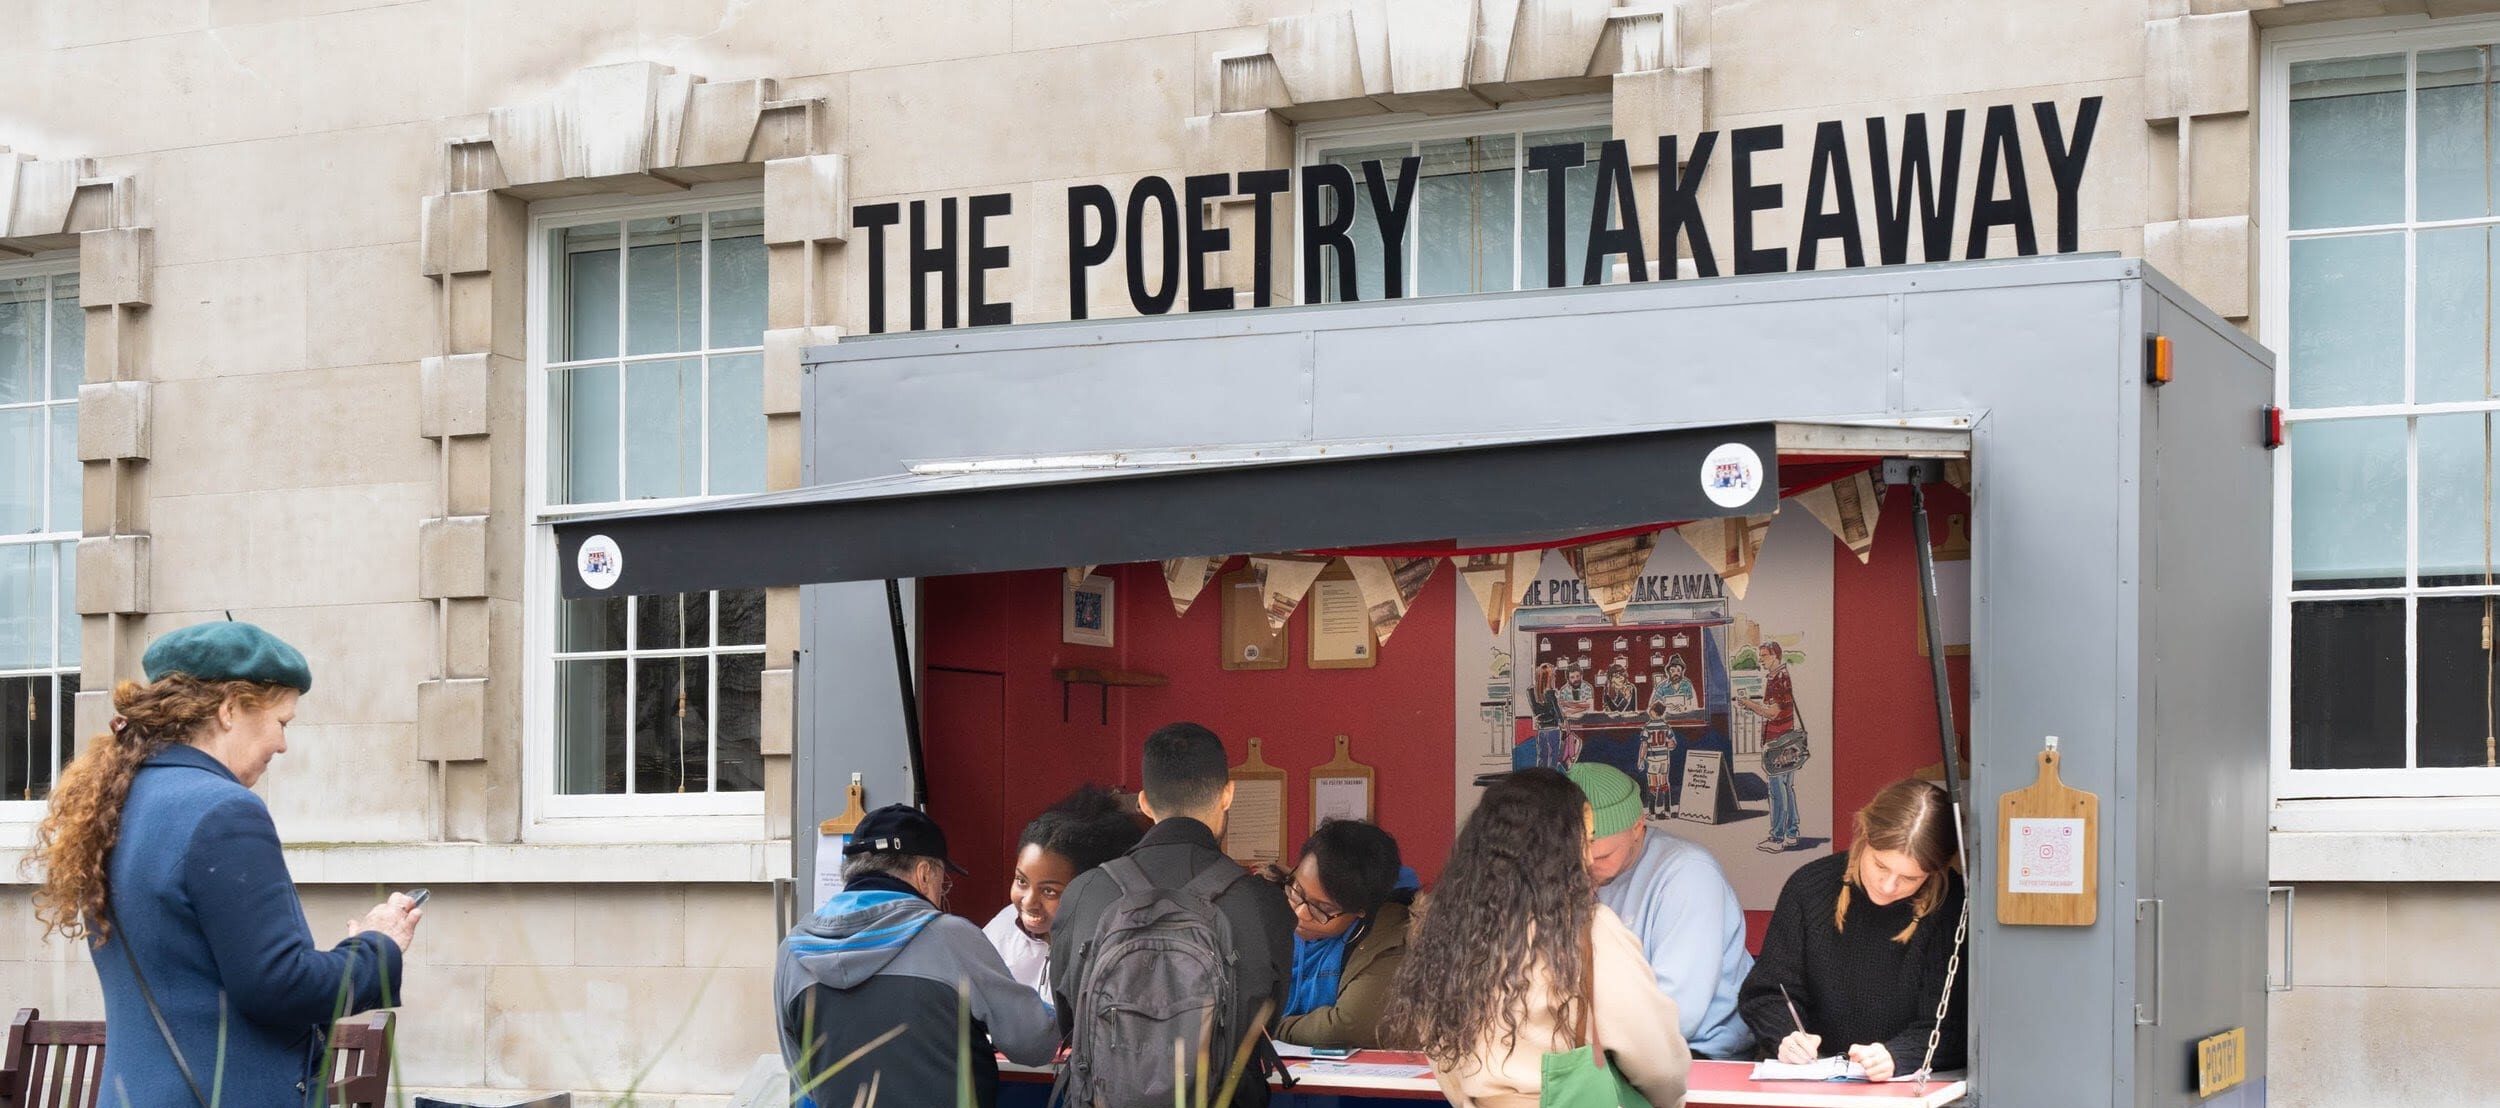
left=0, top=0, right=2492, bottom=1103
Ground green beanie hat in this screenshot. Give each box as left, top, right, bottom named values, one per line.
left=1567, top=762, right=1643, bottom=838
left=142, top=621, right=314, bottom=693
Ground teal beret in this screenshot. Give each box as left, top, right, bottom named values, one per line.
left=142, top=621, right=313, bottom=693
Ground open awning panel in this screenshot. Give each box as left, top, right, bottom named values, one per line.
left=554, top=420, right=1965, bottom=599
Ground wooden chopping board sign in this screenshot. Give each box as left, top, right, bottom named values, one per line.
left=1997, top=743, right=2099, bottom=926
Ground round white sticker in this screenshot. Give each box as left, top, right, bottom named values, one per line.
left=577, top=534, right=624, bottom=591
left=1700, top=443, right=1765, bottom=509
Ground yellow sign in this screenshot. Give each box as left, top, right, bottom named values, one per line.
left=2196, top=1027, right=2247, bottom=1098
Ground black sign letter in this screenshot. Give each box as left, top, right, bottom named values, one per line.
left=1363, top=157, right=1422, bottom=298
left=854, top=202, right=901, bottom=334
left=1796, top=120, right=1865, bottom=271
left=1528, top=143, right=1587, bottom=287
left=1125, top=176, right=1180, bottom=315
left=1587, top=139, right=1648, bottom=284
left=2035, top=97, right=2102, bottom=255
left=908, top=197, right=959, bottom=331
left=1867, top=111, right=1965, bottom=266
left=1966, top=104, right=2039, bottom=258
left=1731, top=125, right=1788, bottom=275
left=967, top=192, right=1013, bottom=327
left=1184, top=173, right=1236, bottom=312
left=1301, top=163, right=1359, bottom=302
left=1657, top=134, right=1719, bottom=278
left=1066, top=185, right=1116, bottom=321
left=1237, top=169, right=1291, bottom=307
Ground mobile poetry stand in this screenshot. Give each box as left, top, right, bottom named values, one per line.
left=1996, top=737, right=2100, bottom=927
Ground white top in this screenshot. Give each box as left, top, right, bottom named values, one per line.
left=982, top=905, right=1052, bottom=1000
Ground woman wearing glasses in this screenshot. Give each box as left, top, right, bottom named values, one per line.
left=1270, top=819, right=1417, bottom=1049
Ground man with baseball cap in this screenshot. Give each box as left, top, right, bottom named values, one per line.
left=1570, top=762, right=1756, bottom=1059
left=775, top=804, right=1058, bottom=1107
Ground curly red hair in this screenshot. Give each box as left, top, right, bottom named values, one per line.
left=25, top=675, right=292, bottom=945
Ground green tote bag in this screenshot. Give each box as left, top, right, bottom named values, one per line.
left=1538, top=930, right=1657, bottom=1108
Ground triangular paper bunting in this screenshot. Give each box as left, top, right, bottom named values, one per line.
left=1453, top=552, right=1534, bottom=635
left=1065, top=565, right=1098, bottom=587
left=1944, top=460, right=1972, bottom=495
left=1345, top=556, right=1438, bottom=645
left=1676, top=514, right=1775, bottom=599
left=1162, top=556, right=1227, bottom=617
left=1799, top=471, right=1882, bottom=563
left=1247, top=555, right=1332, bottom=629
left=1561, top=533, right=1659, bottom=623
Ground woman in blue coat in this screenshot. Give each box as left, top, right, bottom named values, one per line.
left=28, top=622, right=421, bottom=1106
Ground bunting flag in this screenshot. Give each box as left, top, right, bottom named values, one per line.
left=1798, top=470, right=1882, bottom=563
left=1248, top=555, right=1332, bottom=628
left=1162, top=556, right=1228, bottom=617
left=1065, top=565, right=1098, bottom=587
left=1676, top=513, right=1776, bottom=599
left=1453, top=552, right=1537, bottom=635
left=1944, top=459, right=1973, bottom=495
left=1346, top=556, right=1439, bottom=645
left=1561, top=533, right=1659, bottom=623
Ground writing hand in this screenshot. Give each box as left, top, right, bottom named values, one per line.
left=1777, top=1031, right=1822, bottom=1065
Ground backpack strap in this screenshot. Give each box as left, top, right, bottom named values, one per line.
left=1104, top=855, right=1154, bottom=898
left=1181, top=861, right=1249, bottom=904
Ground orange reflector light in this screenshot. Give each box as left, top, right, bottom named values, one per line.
left=2147, top=334, right=2173, bottom=386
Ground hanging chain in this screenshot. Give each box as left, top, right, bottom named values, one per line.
left=1912, top=891, right=1971, bottom=1092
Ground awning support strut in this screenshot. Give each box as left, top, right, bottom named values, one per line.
left=886, top=578, right=928, bottom=808
left=1888, top=459, right=1970, bottom=845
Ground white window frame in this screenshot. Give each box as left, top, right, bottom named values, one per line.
left=524, top=184, right=769, bottom=840
left=1294, top=95, right=1613, bottom=300
left=2263, top=14, right=2500, bottom=804
left=0, top=253, right=81, bottom=823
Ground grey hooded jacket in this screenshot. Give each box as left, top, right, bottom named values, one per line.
left=775, top=876, right=1060, bottom=1108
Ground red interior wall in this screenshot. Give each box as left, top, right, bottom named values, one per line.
left=920, top=484, right=1970, bottom=940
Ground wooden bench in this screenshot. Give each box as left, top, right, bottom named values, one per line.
left=0, top=1007, right=396, bottom=1107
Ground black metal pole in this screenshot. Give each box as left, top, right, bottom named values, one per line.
left=1908, top=479, right=1969, bottom=822
left=885, top=578, right=928, bottom=807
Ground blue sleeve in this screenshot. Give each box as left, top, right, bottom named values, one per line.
left=180, top=796, right=405, bottom=1026
left=1639, top=858, right=1740, bottom=1041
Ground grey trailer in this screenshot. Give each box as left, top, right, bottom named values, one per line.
left=555, top=254, right=2274, bottom=1106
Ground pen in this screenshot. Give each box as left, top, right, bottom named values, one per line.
left=1779, top=984, right=1808, bottom=1038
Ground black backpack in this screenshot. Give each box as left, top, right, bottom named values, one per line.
left=1054, top=858, right=1261, bottom=1108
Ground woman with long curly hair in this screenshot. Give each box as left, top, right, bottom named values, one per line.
left=26, top=622, right=420, bottom=1106
left=1736, top=777, right=1967, bottom=1081
left=1380, top=768, right=1688, bottom=1107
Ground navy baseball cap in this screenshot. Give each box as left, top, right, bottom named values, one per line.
left=843, top=804, right=971, bottom=874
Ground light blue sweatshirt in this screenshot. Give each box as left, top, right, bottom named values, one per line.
left=1595, top=826, right=1758, bottom=1059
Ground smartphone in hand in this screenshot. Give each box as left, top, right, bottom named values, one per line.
left=403, top=888, right=430, bottom=909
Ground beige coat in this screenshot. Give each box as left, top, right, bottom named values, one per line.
left=1428, top=904, right=1691, bottom=1108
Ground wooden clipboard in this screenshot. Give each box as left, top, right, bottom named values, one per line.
left=1306, top=561, right=1379, bottom=670
left=819, top=776, right=869, bottom=835
left=1222, top=737, right=1289, bottom=866
left=1219, top=568, right=1288, bottom=671
left=1308, top=734, right=1376, bottom=830
left=1997, top=742, right=2099, bottom=926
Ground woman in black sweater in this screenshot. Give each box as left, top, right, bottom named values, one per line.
left=1737, top=778, right=1969, bottom=1080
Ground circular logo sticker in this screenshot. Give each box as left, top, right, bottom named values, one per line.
left=576, top=534, right=624, bottom=591
left=1700, top=443, right=1765, bottom=509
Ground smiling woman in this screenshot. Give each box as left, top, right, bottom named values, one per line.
left=982, top=784, right=1144, bottom=999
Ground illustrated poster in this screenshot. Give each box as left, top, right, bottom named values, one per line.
left=1452, top=512, right=1835, bottom=910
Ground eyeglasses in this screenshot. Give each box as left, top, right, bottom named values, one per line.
left=1284, top=882, right=1345, bottom=923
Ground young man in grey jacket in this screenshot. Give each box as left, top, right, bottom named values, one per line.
left=776, top=804, right=1060, bottom=1108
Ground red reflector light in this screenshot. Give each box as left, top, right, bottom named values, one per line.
left=2264, top=405, right=2285, bottom=449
